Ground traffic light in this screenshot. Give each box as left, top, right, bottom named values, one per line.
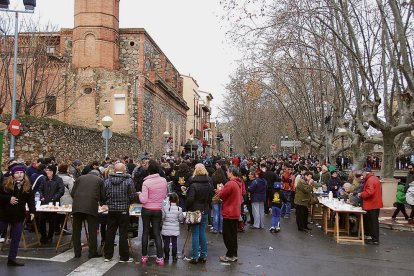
left=23, top=0, right=36, bottom=10
left=0, top=0, right=10, bottom=9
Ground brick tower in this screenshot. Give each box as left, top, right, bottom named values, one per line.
left=72, top=0, right=120, bottom=69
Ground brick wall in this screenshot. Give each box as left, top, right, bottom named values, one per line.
left=0, top=115, right=141, bottom=168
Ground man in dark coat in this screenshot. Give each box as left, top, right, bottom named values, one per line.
left=71, top=169, right=105, bottom=258
left=38, top=164, right=64, bottom=244
left=261, top=164, right=277, bottom=214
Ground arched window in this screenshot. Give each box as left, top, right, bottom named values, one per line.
left=85, top=33, right=96, bottom=57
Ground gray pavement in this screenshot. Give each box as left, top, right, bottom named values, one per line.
left=0, top=212, right=413, bottom=276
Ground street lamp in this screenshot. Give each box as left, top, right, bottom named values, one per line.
left=307, top=136, right=312, bottom=157
left=190, top=137, right=194, bottom=158
left=101, top=116, right=113, bottom=158
left=1, top=0, right=36, bottom=158
left=163, top=131, right=170, bottom=157
left=281, top=136, right=288, bottom=157
left=338, top=128, right=347, bottom=168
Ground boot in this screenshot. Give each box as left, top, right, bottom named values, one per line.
left=172, top=248, right=177, bottom=263
left=164, top=247, right=170, bottom=262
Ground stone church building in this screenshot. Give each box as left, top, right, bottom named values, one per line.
left=29, top=0, right=188, bottom=157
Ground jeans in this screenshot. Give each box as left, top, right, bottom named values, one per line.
left=0, top=221, right=23, bottom=261
left=104, top=211, right=130, bottom=261
left=281, top=191, right=291, bottom=217
left=212, top=202, right=223, bottom=232
left=190, top=213, right=208, bottom=259
left=141, top=208, right=163, bottom=258
left=271, top=206, right=281, bottom=228
left=251, top=202, right=265, bottom=228
left=73, top=213, right=98, bottom=257
left=222, top=218, right=238, bottom=258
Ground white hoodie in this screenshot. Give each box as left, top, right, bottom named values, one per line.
left=406, top=182, right=414, bottom=205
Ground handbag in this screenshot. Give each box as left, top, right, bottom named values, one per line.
left=212, top=193, right=221, bottom=204
left=184, top=210, right=202, bottom=224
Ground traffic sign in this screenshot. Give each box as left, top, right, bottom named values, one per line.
left=9, top=119, right=21, bottom=136
left=281, top=140, right=301, bottom=147
left=102, top=128, right=113, bottom=139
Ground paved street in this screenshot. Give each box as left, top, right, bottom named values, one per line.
left=0, top=213, right=413, bottom=276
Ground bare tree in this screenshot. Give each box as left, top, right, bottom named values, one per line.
left=0, top=14, right=81, bottom=118
left=221, top=0, right=414, bottom=177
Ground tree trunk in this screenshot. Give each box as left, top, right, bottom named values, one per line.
left=351, top=146, right=365, bottom=171
left=381, top=132, right=396, bottom=179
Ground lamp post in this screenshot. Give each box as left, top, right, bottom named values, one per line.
left=337, top=128, right=347, bottom=154
left=1, top=0, right=36, bottom=158
left=101, top=116, right=113, bottom=158
left=190, top=137, right=194, bottom=158
left=163, top=131, right=170, bottom=157
left=338, top=128, right=347, bottom=169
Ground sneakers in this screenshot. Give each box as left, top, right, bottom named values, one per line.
left=119, top=258, right=133, bottom=263
left=219, top=256, right=237, bottom=262
left=141, top=256, right=148, bottom=264
left=104, top=258, right=112, bottom=262
left=269, top=227, right=275, bottom=232
left=366, top=240, right=380, bottom=245
left=275, top=227, right=281, bottom=232
left=0, top=237, right=5, bottom=243
left=156, top=257, right=164, bottom=266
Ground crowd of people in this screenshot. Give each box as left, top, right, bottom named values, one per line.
left=0, top=152, right=411, bottom=267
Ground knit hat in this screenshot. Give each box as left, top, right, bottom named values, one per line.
left=46, top=164, right=57, bottom=175
left=72, top=159, right=82, bottom=166
left=10, top=164, right=26, bottom=174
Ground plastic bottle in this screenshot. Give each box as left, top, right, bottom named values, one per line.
left=328, top=191, right=333, bottom=202
left=35, top=191, right=40, bottom=204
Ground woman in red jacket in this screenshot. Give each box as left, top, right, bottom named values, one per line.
left=217, top=166, right=245, bottom=262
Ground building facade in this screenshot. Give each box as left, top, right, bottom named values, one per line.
left=181, top=75, right=214, bottom=157
left=1, top=0, right=189, bottom=159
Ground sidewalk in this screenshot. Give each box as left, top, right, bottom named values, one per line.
left=379, top=207, right=414, bottom=232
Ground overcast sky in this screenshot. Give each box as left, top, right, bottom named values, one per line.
left=9, top=0, right=240, bottom=119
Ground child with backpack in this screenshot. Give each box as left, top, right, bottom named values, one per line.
left=161, top=193, right=184, bottom=262
left=270, top=182, right=287, bottom=233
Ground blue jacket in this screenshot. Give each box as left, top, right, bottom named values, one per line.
left=248, top=177, right=267, bottom=202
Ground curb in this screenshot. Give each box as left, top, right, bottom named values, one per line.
left=379, top=221, right=414, bottom=232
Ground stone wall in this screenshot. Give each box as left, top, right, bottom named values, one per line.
left=0, top=115, right=141, bottom=168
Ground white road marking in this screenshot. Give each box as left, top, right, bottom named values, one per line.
left=0, top=249, right=74, bottom=263
left=50, top=250, right=76, bottom=262
left=66, top=258, right=118, bottom=276
left=0, top=254, right=67, bottom=262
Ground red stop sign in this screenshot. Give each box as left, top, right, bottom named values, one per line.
left=9, top=119, right=21, bottom=136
